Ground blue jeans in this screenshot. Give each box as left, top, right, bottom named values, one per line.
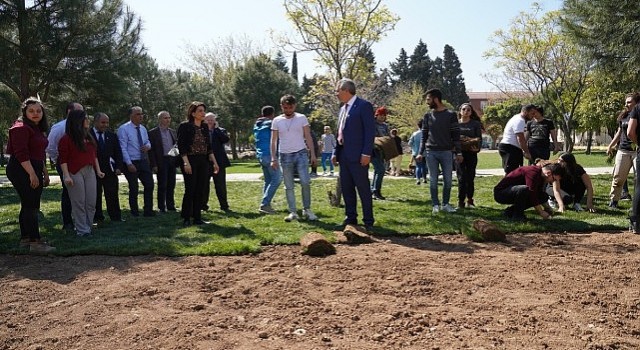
left=414, top=156, right=427, bottom=180
left=426, top=150, right=454, bottom=206
left=280, top=149, right=311, bottom=212
left=370, top=152, right=385, bottom=192
left=321, top=152, right=334, bottom=172
left=259, top=154, right=282, bottom=207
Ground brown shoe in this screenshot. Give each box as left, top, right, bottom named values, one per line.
left=30, top=241, right=56, bottom=254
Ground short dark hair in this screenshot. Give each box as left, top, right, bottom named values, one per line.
left=280, top=95, right=296, bottom=105
left=261, top=105, right=275, bottom=117
left=522, top=104, right=537, bottom=113
left=542, top=162, right=565, bottom=177
left=425, top=88, right=443, bottom=101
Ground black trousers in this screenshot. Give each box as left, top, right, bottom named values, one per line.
left=7, top=157, right=43, bottom=240
left=498, top=143, right=523, bottom=175
left=123, top=159, right=154, bottom=215
left=95, top=172, right=121, bottom=221
left=156, top=156, right=177, bottom=210
left=181, top=155, right=208, bottom=221
left=528, top=145, right=550, bottom=165
left=55, top=163, right=73, bottom=226
left=213, top=167, right=229, bottom=210
left=494, top=185, right=534, bottom=215
left=457, top=151, right=478, bottom=202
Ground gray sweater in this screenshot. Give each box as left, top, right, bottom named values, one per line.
left=418, top=109, right=462, bottom=155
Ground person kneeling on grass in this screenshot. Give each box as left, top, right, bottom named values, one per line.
left=545, top=152, right=596, bottom=213
left=493, top=163, right=564, bottom=220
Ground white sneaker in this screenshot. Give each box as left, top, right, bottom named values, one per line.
left=302, top=209, right=318, bottom=221
left=548, top=198, right=557, bottom=209
left=284, top=212, right=299, bottom=222
left=441, top=204, right=457, bottom=213
left=432, top=205, right=440, bottom=214
left=573, top=203, right=584, bottom=212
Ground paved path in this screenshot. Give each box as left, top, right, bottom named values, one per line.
left=0, top=167, right=618, bottom=186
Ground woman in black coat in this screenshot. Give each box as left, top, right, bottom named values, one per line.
left=177, top=102, right=218, bottom=226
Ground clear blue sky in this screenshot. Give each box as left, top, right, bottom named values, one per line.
left=125, top=0, right=562, bottom=92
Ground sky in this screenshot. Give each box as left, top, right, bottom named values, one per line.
left=125, top=0, right=563, bottom=92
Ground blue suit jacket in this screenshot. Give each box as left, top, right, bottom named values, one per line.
left=333, top=96, right=376, bottom=163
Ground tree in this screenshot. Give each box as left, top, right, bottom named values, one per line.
left=291, top=51, right=299, bottom=81
left=561, top=0, right=640, bottom=80
left=225, top=54, right=300, bottom=158
left=0, top=0, right=144, bottom=102
left=428, top=57, right=443, bottom=91
left=389, top=48, right=410, bottom=85
left=387, top=82, right=427, bottom=137
left=283, top=0, right=399, bottom=80
left=440, top=45, right=469, bottom=108
left=408, top=39, right=432, bottom=91
left=273, top=51, right=289, bottom=74
left=483, top=5, right=593, bottom=152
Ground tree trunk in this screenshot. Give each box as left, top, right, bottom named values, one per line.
left=585, top=130, right=593, bottom=155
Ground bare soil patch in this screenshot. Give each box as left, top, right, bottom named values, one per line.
left=2, top=232, right=640, bottom=350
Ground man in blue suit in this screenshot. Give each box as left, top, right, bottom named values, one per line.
left=332, top=78, right=376, bottom=230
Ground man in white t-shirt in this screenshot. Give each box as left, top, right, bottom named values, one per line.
left=270, top=95, right=318, bottom=222
left=498, top=104, right=535, bottom=174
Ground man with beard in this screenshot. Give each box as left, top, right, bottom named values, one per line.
left=416, top=88, right=462, bottom=214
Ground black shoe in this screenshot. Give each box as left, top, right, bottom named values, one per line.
left=131, top=211, right=140, bottom=217
left=221, top=207, right=232, bottom=213
left=193, top=219, right=209, bottom=225
left=364, top=225, right=374, bottom=233
left=608, top=201, right=618, bottom=209
left=502, top=206, right=514, bottom=219
left=182, top=219, right=191, bottom=227
left=63, top=223, right=75, bottom=231
left=167, top=207, right=177, bottom=211
left=159, top=208, right=167, bottom=213
left=112, top=218, right=126, bottom=223
left=143, top=211, right=157, bottom=217
left=621, top=192, right=632, bottom=201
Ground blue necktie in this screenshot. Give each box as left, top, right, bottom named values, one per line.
left=97, top=131, right=105, bottom=151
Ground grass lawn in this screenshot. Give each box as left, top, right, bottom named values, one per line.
left=225, top=150, right=614, bottom=174
left=0, top=172, right=631, bottom=256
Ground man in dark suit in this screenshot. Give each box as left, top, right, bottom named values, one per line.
left=332, top=78, right=376, bottom=230
left=91, top=112, right=124, bottom=223
left=203, top=112, right=231, bottom=212
left=148, top=111, right=178, bottom=212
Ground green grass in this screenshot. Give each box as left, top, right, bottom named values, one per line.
left=0, top=172, right=631, bottom=256
left=212, top=149, right=615, bottom=174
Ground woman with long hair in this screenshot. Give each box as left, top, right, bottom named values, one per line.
left=6, top=97, right=54, bottom=252
left=177, top=101, right=219, bottom=227
left=456, top=103, right=483, bottom=208
left=547, top=152, right=595, bottom=213
left=59, top=110, right=105, bottom=236
left=606, top=92, right=640, bottom=208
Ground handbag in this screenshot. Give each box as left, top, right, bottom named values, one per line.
left=374, top=136, right=400, bottom=161
left=460, top=135, right=481, bottom=153
left=167, top=144, right=180, bottom=157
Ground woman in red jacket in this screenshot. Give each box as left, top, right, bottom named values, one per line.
left=6, top=97, right=54, bottom=253
left=59, top=110, right=104, bottom=236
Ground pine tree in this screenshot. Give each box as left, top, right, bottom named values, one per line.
left=389, top=48, right=410, bottom=84
left=428, top=57, right=443, bottom=92
left=291, top=51, right=299, bottom=81
left=408, top=39, right=432, bottom=91
left=273, top=50, right=289, bottom=73
left=441, top=45, right=469, bottom=108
